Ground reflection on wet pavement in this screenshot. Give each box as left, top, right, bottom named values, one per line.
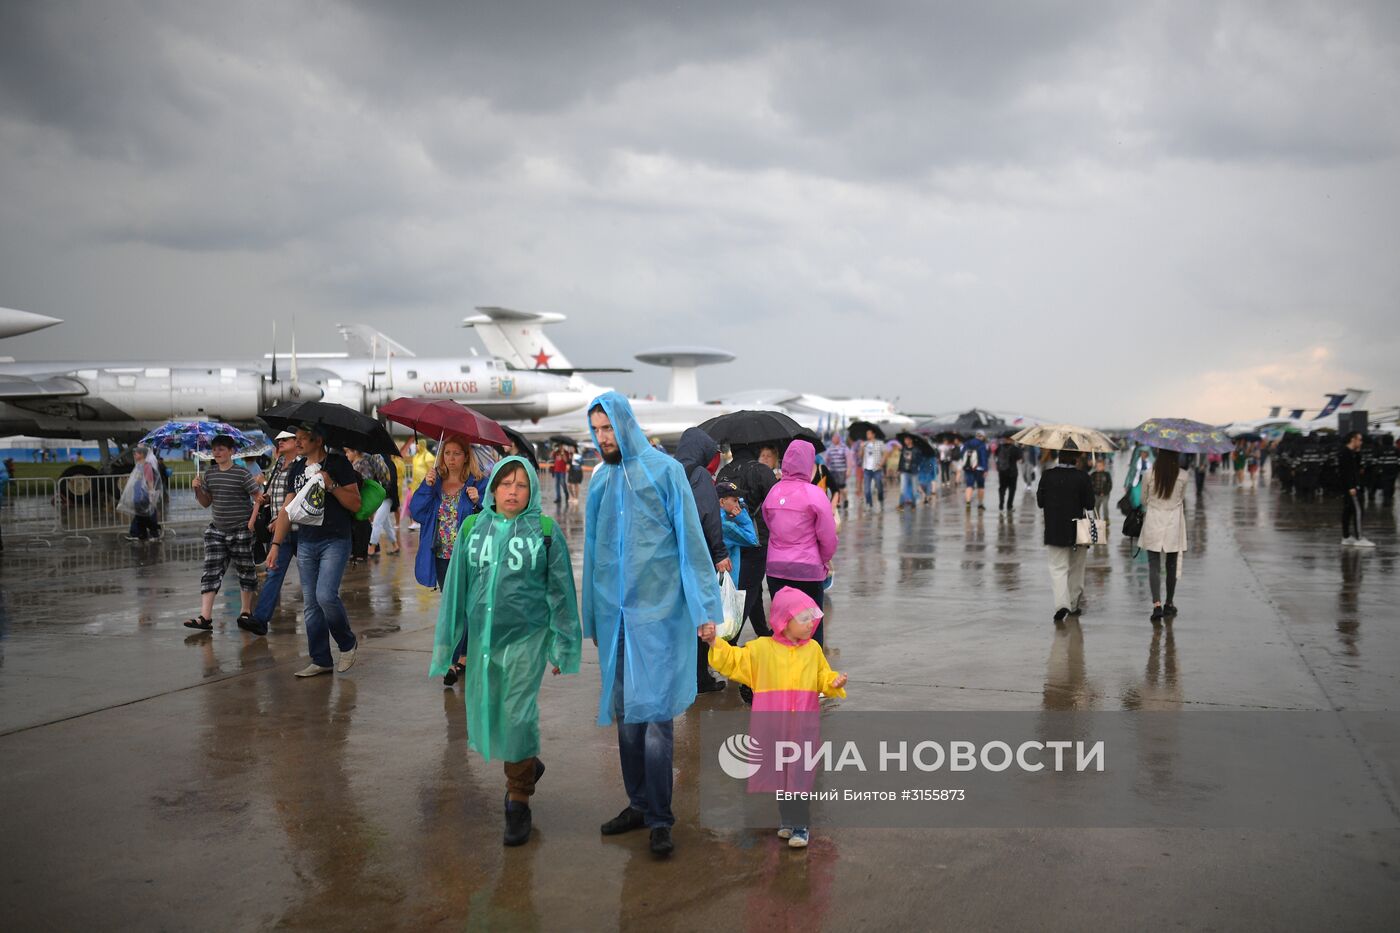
left=2, top=465, right=1398, bottom=929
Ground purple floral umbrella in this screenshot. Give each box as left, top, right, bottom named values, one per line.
left=1127, top=418, right=1234, bottom=454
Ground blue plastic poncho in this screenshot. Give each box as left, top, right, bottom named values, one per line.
left=582, top=392, right=724, bottom=725
left=430, top=456, right=581, bottom=762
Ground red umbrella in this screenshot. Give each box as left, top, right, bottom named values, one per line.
left=379, top=398, right=510, bottom=447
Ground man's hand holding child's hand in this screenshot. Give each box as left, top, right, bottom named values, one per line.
left=698, top=623, right=716, bottom=645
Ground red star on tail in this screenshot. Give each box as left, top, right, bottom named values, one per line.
left=533, top=349, right=552, bottom=369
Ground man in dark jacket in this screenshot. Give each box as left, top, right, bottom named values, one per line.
left=1339, top=432, right=1375, bottom=548
left=1036, top=448, right=1095, bottom=622
left=676, top=427, right=730, bottom=692
left=996, top=439, right=1021, bottom=512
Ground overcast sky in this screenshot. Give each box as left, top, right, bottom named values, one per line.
left=1, top=0, right=1397, bottom=425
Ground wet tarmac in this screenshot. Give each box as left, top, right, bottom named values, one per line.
left=2, top=466, right=1399, bottom=930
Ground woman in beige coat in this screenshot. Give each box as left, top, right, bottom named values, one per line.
left=1140, top=449, right=1187, bottom=624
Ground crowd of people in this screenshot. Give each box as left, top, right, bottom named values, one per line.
left=160, top=401, right=1396, bottom=858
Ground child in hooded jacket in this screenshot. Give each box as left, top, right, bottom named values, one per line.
left=699, top=587, right=847, bottom=849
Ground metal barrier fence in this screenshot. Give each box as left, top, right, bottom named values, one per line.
left=1, top=472, right=210, bottom=545
left=1, top=477, right=58, bottom=541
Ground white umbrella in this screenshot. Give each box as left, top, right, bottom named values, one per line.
left=1010, top=423, right=1117, bottom=453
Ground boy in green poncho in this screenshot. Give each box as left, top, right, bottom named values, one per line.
left=430, top=456, right=582, bottom=846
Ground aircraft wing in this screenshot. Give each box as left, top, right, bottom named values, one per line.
left=0, top=373, right=87, bottom=399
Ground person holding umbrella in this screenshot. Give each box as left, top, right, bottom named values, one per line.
left=266, top=423, right=362, bottom=677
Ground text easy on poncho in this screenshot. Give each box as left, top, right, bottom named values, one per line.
left=431, top=455, right=581, bottom=762
left=583, top=392, right=724, bottom=725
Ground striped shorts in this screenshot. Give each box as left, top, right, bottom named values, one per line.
left=201, top=524, right=257, bottom=594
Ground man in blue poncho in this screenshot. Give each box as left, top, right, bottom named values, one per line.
left=583, top=392, right=723, bottom=857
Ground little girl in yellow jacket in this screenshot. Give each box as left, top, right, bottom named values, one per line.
left=699, top=586, right=847, bottom=849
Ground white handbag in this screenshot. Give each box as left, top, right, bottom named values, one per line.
left=283, top=462, right=326, bottom=527
left=1074, top=510, right=1109, bottom=546
left=714, top=571, right=745, bottom=641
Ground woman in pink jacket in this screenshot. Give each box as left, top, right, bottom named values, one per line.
left=761, top=439, right=839, bottom=646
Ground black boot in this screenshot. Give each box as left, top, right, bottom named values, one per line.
left=504, top=797, right=532, bottom=846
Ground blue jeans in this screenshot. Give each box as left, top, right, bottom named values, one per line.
left=297, top=535, right=356, bottom=667
left=554, top=472, right=568, bottom=506
left=899, top=472, right=917, bottom=505
left=253, top=534, right=297, bottom=623
left=611, top=631, right=674, bottom=827
left=864, top=471, right=884, bottom=506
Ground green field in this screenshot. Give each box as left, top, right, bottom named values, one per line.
left=7, top=460, right=198, bottom=481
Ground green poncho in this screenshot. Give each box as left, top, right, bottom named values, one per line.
left=430, top=456, right=581, bottom=762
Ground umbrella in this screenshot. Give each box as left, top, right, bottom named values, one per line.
left=847, top=420, right=886, bottom=442
left=1127, top=418, right=1235, bottom=454
left=499, top=425, right=540, bottom=470
left=379, top=397, right=509, bottom=448
left=896, top=432, right=936, bottom=456
left=793, top=429, right=826, bottom=455
left=699, top=410, right=809, bottom=448
left=1010, top=423, right=1117, bottom=453
left=141, top=420, right=254, bottom=456
left=260, top=400, right=400, bottom=459
left=549, top=434, right=578, bottom=447
left=193, top=429, right=274, bottom=461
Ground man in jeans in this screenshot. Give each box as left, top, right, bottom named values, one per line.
left=184, top=435, right=262, bottom=631
left=241, top=431, right=301, bottom=637
left=583, top=392, right=721, bottom=858
left=268, top=425, right=363, bottom=677
left=861, top=429, right=885, bottom=509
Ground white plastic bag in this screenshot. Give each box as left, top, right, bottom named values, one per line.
left=715, top=571, right=744, bottom=641
left=283, top=462, right=326, bottom=527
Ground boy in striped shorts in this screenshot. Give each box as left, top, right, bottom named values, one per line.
left=185, top=434, right=263, bottom=631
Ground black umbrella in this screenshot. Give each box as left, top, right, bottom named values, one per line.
left=549, top=434, right=578, bottom=447
left=498, top=425, right=540, bottom=470
left=698, top=410, right=809, bottom=448
left=260, top=400, right=399, bottom=460
left=793, top=429, right=827, bottom=455
left=847, top=420, right=886, bottom=442
left=896, top=432, right=935, bottom=456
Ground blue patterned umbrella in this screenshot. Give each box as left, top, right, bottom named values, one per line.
left=139, top=420, right=254, bottom=454
left=1127, top=418, right=1234, bottom=454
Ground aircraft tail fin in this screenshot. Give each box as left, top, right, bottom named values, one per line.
left=1340, top=388, right=1370, bottom=410
left=337, top=323, right=416, bottom=359
left=1315, top=393, right=1347, bottom=420
left=463, top=307, right=573, bottom=370
left=1288, top=408, right=1305, bottom=420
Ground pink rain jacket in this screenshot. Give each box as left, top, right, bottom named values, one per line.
left=761, top=440, right=838, bottom=581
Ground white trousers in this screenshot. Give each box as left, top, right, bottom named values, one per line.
left=370, top=500, right=397, bottom=547
left=1047, top=545, right=1087, bottom=612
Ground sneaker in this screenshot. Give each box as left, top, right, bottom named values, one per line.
left=788, top=828, right=810, bottom=848
left=503, top=798, right=533, bottom=846
left=408, top=523, right=420, bottom=531
left=294, top=663, right=333, bottom=678
left=777, top=826, right=794, bottom=839
left=1053, top=608, right=1069, bottom=624
left=649, top=826, right=674, bottom=856
left=1150, top=606, right=1164, bottom=623
left=336, top=645, right=357, bottom=673
left=600, top=806, right=646, bottom=836
left=123, top=534, right=140, bottom=542
left=1353, top=537, right=1377, bottom=549
left=1341, top=537, right=1357, bottom=547
left=1163, top=604, right=1179, bottom=617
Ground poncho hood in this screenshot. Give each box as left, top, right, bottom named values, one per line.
left=770, top=586, right=824, bottom=646
left=675, top=427, right=719, bottom=474
left=481, top=455, right=541, bottom=520
left=588, top=391, right=652, bottom=463
left=781, top=439, right=816, bottom=482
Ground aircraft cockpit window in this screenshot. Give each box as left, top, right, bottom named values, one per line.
left=406, top=370, right=418, bottom=379
left=460, top=365, right=473, bottom=374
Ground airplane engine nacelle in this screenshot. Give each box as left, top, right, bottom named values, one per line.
left=315, top=379, right=367, bottom=413
left=88, top=367, right=272, bottom=421
left=542, top=391, right=590, bottom=418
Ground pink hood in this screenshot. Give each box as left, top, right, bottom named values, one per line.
left=762, top=440, right=838, bottom=582
left=770, top=586, right=824, bottom=646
